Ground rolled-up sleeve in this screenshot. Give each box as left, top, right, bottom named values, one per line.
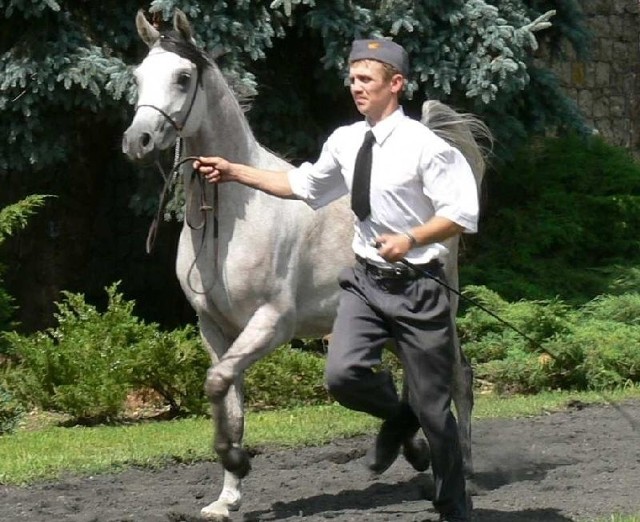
left=421, top=147, right=479, bottom=233
left=287, top=132, right=348, bottom=210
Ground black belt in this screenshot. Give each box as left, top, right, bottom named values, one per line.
left=355, top=255, right=441, bottom=280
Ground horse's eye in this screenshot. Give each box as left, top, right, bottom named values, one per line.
left=177, top=73, right=191, bottom=89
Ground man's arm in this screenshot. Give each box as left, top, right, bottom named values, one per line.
left=193, top=156, right=297, bottom=199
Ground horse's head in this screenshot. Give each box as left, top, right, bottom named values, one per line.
left=122, top=9, right=208, bottom=160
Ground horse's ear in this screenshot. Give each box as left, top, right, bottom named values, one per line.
left=211, top=46, right=227, bottom=61
left=136, top=9, right=160, bottom=48
left=173, top=9, right=195, bottom=44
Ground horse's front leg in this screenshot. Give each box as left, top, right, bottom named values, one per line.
left=204, top=303, right=295, bottom=401
left=204, top=304, right=294, bottom=480
left=201, top=379, right=246, bottom=522
left=198, top=318, right=245, bottom=522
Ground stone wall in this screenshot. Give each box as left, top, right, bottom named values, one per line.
left=545, top=1, right=640, bottom=152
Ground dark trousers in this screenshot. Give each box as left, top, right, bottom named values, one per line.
left=325, top=262, right=468, bottom=518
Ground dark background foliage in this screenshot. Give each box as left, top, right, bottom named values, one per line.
left=461, top=134, right=640, bottom=304
left=0, top=0, right=598, bottom=332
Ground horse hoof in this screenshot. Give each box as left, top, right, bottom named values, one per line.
left=221, top=447, right=252, bottom=478
left=200, top=487, right=241, bottom=521
left=200, top=502, right=231, bottom=521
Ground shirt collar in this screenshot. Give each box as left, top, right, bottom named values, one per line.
left=366, top=107, right=405, bottom=145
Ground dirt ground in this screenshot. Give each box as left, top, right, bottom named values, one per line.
left=1, top=399, right=639, bottom=522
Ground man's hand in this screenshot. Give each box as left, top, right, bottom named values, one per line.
left=193, top=156, right=233, bottom=184
left=374, top=233, right=413, bottom=263
left=374, top=218, right=464, bottom=262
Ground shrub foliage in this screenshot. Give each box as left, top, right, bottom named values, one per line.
left=0, top=384, right=23, bottom=435
left=244, top=346, right=329, bottom=410
left=0, top=195, right=49, bottom=353
left=3, top=284, right=210, bottom=421
left=2, top=284, right=332, bottom=423
left=458, top=287, right=640, bottom=393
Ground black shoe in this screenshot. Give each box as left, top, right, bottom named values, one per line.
left=402, top=434, right=430, bottom=472
left=367, top=404, right=420, bottom=475
left=366, top=417, right=406, bottom=474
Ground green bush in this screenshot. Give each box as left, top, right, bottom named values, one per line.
left=0, top=195, right=49, bottom=354
left=125, top=325, right=210, bottom=416
left=579, top=293, right=640, bottom=325
left=552, top=320, right=640, bottom=390
left=476, top=344, right=551, bottom=394
left=460, top=288, right=640, bottom=393
left=3, top=283, right=344, bottom=421
left=459, top=285, right=574, bottom=363
left=0, top=384, right=23, bottom=435
left=4, top=285, right=147, bottom=421
left=4, top=284, right=209, bottom=422
left=245, top=345, right=330, bottom=410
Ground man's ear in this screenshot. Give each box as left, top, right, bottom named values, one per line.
left=390, top=73, right=405, bottom=94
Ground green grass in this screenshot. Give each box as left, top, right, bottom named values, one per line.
left=595, top=513, right=640, bottom=522
left=1, top=387, right=639, bottom=486
left=472, top=387, right=640, bottom=418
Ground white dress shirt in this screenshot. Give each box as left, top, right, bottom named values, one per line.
left=287, top=108, right=479, bottom=264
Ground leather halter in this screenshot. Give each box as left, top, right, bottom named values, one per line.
left=137, top=49, right=218, bottom=293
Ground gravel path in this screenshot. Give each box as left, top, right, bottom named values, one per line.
left=2, top=400, right=639, bottom=521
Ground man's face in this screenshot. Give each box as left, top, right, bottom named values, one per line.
left=349, top=60, right=402, bottom=121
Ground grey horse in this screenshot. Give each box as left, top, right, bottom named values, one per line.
left=122, top=10, right=491, bottom=521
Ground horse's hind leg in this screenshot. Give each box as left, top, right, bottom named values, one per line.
left=198, top=319, right=247, bottom=521
left=452, top=331, right=474, bottom=478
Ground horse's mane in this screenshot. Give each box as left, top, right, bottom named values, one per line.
left=158, top=31, right=254, bottom=112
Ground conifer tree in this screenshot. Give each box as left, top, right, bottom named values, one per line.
left=1, top=0, right=590, bottom=171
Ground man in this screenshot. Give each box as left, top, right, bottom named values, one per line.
left=194, top=38, right=477, bottom=522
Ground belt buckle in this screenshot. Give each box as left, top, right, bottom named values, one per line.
left=388, top=266, right=403, bottom=278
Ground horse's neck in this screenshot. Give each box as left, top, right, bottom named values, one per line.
left=181, top=68, right=266, bottom=225
left=187, top=68, right=259, bottom=163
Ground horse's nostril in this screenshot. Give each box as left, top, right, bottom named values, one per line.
left=141, top=132, right=151, bottom=148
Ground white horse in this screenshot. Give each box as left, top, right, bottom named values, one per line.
left=122, top=10, right=490, bottom=522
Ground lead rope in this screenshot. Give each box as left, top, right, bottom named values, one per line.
left=146, top=138, right=216, bottom=256
left=146, top=138, right=187, bottom=254
left=184, top=168, right=219, bottom=295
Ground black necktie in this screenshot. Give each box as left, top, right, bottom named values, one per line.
left=351, top=130, right=375, bottom=221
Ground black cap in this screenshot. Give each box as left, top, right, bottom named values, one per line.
left=348, top=39, right=409, bottom=77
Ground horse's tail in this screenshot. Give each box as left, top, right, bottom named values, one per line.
left=420, top=100, right=493, bottom=187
